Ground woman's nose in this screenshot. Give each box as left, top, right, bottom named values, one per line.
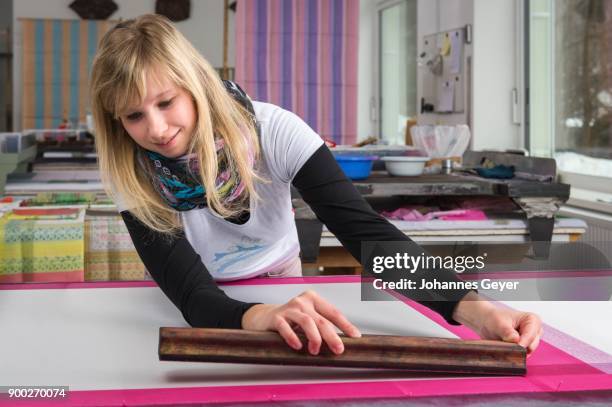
left=148, top=112, right=169, bottom=141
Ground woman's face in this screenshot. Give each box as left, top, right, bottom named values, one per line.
left=120, top=70, right=196, bottom=158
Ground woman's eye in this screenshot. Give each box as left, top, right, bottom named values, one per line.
left=159, top=98, right=174, bottom=108
left=126, top=112, right=143, bottom=121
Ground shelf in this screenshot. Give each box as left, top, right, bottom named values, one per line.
left=0, top=145, right=37, bottom=194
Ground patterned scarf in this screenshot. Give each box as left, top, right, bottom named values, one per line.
left=142, top=80, right=257, bottom=212
left=142, top=137, right=252, bottom=212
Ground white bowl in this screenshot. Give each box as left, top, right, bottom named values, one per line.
left=382, top=156, right=430, bottom=176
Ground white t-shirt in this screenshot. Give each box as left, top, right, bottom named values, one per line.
left=116, top=102, right=323, bottom=281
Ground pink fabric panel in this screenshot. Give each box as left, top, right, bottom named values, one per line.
left=317, top=0, right=328, bottom=139
left=343, top=0, right=359, bottom=142
left=292, top=0, right=304, bottom=119
left=234, top=0, right=359, bottom=144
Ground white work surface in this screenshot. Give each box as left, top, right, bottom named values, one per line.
left=1, top=279, right=611, bottom=400
left=1, top=282, right=458, bottom=390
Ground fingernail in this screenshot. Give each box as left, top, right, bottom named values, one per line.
left=334, top=344, right=344, bottom=354
left=293, top=342, right=302, bottom=350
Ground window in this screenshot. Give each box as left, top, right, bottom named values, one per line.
left=378, top=0, right=417, bottom=145
left=528, top=0, right=612, bottom=202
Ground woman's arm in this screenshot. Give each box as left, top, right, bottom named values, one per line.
left=121, top=211, right=258, bottom=328
left=291, top=144, right=471, bottom=324
left=122, top=210, right=361, bottom=354
left=291, top=145, right=542, bottom=353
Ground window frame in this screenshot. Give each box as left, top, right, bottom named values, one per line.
left=524, top=0, right=612, bottom=212
left=374, top=0, right=416, bottom=145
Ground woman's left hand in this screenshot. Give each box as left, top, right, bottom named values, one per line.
left=452, top=291, right=543, bottom=355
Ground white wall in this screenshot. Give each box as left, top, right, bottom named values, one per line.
left=471, top=0, right=521, bottom=150
left=357, top=0, right=377, bottom=141
left=12, top=0, right=233, bottom=130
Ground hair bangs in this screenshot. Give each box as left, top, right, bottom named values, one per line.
left=113, top=57, right=186, bottom=119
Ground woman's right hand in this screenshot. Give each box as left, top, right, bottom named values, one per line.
left=241, top=290, right=361, bottom=355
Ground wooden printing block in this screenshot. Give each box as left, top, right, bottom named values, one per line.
left=158, top=327, right=526, bottom=376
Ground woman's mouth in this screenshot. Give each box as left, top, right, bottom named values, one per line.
left=157, top=130, right=180, bottom=148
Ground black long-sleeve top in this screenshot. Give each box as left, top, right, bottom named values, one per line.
left=121, top=145, right=472, bottom=328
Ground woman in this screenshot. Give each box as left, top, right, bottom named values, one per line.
left=90, top=14, right=542, bottom=356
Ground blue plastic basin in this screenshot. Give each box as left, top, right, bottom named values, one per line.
left=334, top=155, right=378, bottom=180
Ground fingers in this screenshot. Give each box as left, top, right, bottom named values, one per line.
left=298, top=290, right=360, bottom=354
left=305, top=291, right=362, bottom=338
left=283, top=305, right=344, bottom=355
left=526, top=327, right=544, bottom=356
left=499, top=325, right=520, bottom=343
left=485, top=308, right=542, bottom=356
left=311, top=313, right=346, bottom=354
left=516, top=313, right=541, bottom=349
left=473, top=305, right=544, bottom=355
left=274, top=290, right=360, bottom=355
left=273, top=315, right=302, bottom=351
left=283, top=308, right=323, bottom=355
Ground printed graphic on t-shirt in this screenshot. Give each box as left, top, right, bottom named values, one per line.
left=212, top=237, right=267, bottom=274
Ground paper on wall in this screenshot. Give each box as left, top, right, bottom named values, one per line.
left=437, top=80, right=455, bottom=113
left=450, top=30, right=463, bottom=74
left=440, top=33, right=451, bottom=56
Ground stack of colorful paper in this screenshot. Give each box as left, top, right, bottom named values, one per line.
left=0, top=207, right=85, bottom=283
left=84, top=211, right=147, bottom=281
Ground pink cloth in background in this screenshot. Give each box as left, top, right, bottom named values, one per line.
left=381, top=208, right=487, bottom=221
left=235, top=0, right=359, bottom=145
left=438, top=209, right=487, bottom=220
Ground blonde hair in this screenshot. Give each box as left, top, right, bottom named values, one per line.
left=91, top=14, right=261, bottom=234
